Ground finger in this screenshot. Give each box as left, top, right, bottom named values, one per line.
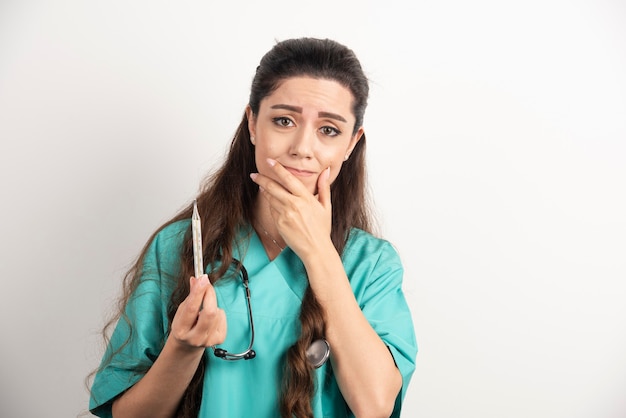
left=249, top=173, right=292, bottom=210
left=171, top=275, right=208, bottom=339
left=199, top=276, right=219, bottom=314
left=198, top=307, right=228, bottom=346
left=195, top=292, right=227, bottom=346
left=317, top=166, right=331, bottom=209
left=265, top=158, right=310, bottom=197
left=213, top=309, right=227, bottom=344
left=179, top=275, right=209, bottom=325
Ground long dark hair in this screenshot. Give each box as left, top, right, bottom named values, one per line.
left=92, top=37, right=372, bottom=418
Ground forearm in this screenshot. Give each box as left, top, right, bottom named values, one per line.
left=111, top=338, right=205, bottom=418
left=303, top=246, right=402, bottom=418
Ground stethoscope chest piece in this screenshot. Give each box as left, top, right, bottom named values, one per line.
left=306, top=339, right=330, bottom=369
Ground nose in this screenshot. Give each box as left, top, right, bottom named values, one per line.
left=289, top=127, right=315, bottom=159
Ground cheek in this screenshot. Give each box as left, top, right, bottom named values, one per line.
left=256, top=130, right=284, bottom=156
left=319, top=147, right=343, bottom=165
left=254, top=151, right=269, bottom=177
left=254, top=143, right=281, bottom=179
left=327, top=157, right=348, bottom=185
left=309, top=147, right=339, bottom=174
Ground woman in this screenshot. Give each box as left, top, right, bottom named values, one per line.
left=89, top=37, right=417, bottom=418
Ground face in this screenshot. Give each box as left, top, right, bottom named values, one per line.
left=247, top=76, right=364, bottom=194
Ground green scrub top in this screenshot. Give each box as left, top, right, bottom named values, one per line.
left=90, top=220, right=417, bottom=417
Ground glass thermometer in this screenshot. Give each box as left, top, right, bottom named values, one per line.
left=192, top=199, right=204, bottom=278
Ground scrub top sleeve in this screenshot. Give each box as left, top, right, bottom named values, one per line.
left=89, top=224, right=185, bottom=417
left=359, top=241, right=417, bottom=417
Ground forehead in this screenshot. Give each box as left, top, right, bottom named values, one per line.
left=261, top=76, right=355, bottom=119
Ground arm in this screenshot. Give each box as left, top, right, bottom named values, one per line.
left=303, top=246, right=402, bottom=418
left=251, top=161, right=402, bottom=418
left=111, top=275, right=226, bottom=418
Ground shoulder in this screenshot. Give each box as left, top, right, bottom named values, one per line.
left=147, top=220, right=190, bottom=256
left=341, top=228, right=404, bottom=295
left=343, top=228, right=402, bottom=269
left=142, top=219, right=190, bottom=278
left=154, top=219, right=190, bottom=246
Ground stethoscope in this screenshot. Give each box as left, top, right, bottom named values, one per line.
left=210, top=258, right=330, bottom=368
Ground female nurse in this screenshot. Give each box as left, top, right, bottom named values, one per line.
left=89, top=37, right=417, bottom=418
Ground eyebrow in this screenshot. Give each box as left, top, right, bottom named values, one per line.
left=270, top=104, right=348, bottom=123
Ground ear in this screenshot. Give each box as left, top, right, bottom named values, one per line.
left=245, top=106, right=257, bottom=140
left=345, top=127, right=365, bottom=159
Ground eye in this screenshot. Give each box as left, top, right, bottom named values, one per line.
left=320, top=126, right=341, bottom=137
left=272, top=117, right=294, bottom=127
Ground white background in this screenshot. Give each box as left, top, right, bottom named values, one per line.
left=1, top=1, right=625, bottom=417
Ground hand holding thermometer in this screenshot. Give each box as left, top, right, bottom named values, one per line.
left=192, top=199, right=204, bottom=279
left=191, top=199, right=329, bottom=366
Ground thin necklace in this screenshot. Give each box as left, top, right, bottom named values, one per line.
left=259, top=225, right=285, bottom=251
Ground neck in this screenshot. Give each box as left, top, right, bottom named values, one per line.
left=253, top=196, right=286, bottom=258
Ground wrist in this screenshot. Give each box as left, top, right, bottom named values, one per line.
left=165, top=334, right=207, bottom=359
left=299, top=237, right=336, bottom=266
left=301, top=245, right=352, bottom=301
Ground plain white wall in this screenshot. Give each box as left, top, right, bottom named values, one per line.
left=1, top=1, right=625, bottom=417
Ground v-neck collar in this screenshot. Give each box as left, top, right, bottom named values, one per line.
left=234, top=224, right=308, bottom=301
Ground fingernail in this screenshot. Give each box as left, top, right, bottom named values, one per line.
left=250, top=173, right=258, bottom=180
left=267, top=158, right=276, bottom=167
left=325, top=167, right=331, bottom=179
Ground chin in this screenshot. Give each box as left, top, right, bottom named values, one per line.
left=293, top=178, right=317, bottom=195
left=307, top=182, right=319, bottom=196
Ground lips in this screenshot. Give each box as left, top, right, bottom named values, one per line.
left=284, top=166, right=315, bottom=177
